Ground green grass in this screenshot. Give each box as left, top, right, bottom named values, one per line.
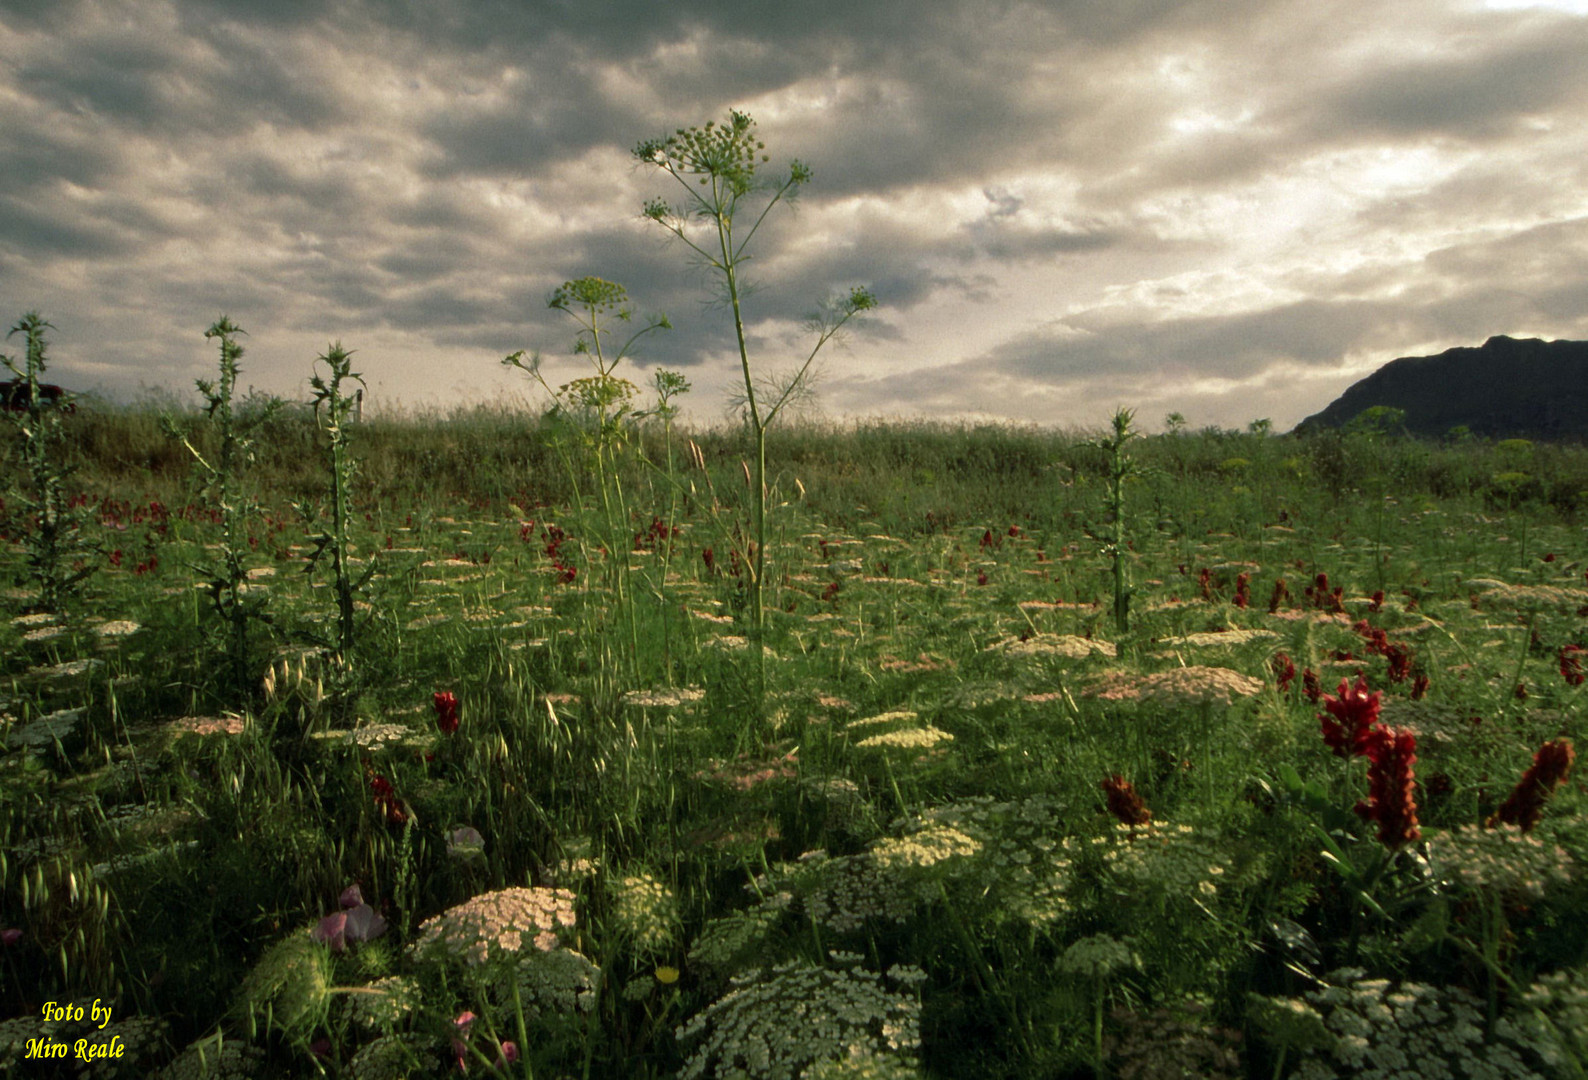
left=1, top=403, right=1585, bottom=1078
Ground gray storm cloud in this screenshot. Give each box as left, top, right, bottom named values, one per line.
left=2, top=0, right=1587, bottom=430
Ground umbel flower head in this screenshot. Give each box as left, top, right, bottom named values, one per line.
left=635, top=110, right=777, bottom=200
left=414, top=886, right=578, bottom=967
left=676, top=959, right=922, bottom=1080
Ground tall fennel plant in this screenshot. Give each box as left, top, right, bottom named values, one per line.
left=635, top=111, right=876, bottom=698
left=2, top=312, right=95, bottom=613
left=504, top=276, right=669, bottom=686
left=166, top=318, right=281, bottom=698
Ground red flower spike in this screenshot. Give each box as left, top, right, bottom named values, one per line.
left=1302, top=668, right=1322, bottom=702
left=434, top=691, right=460, bottom=735
left=1354, top=726, right=1421, bottom=847
left=1234, top=573, right=1250, bottom=609
left=1272, top=652, right=1296, bottom=693
left=1269, top=578, right=1289, bottom=613
left=1490, top=739, right=1575, bottom=832
left=1559, top=645, right=1586, bottom=687
left=1101, top=775, right=1152, bottom=826
left=1319, top=675, right=1383, bottom=758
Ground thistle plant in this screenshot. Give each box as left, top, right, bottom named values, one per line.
left=635, top=110, right=877, bottom=704
left=302, top=344, right=372, bottom=674
left=1086, top=407, right=1140, bottom=634
left=2, top=311, right=95, bottom=612
left=166, top=318, right=280, bottom=698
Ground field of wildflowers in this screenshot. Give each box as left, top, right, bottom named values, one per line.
left=1, top=374, right=1586, bottom=1078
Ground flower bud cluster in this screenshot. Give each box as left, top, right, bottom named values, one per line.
left=608, top=871, right=681, bottom=955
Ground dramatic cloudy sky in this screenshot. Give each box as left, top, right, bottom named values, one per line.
left=4, top=0, right=1588, bottom=431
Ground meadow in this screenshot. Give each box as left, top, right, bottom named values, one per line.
left=2, top=385, right=1587, bottom=1079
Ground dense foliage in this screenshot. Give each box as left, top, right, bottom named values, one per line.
left=2, top=396, right=1585, bottom=1079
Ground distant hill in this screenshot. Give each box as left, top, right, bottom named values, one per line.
left=1294, top=336, right=1588, bottom=441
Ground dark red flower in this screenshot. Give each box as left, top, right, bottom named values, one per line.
left=1101, top=775, right=1151, bottom=826
left=1490, top=739, right=1575, bottom=832
left=1368, top=590, right=1385, bottom=613
left=1354, top=726, right=1421, bottom=847
left=1411, top=672, right=1429, bottom=700
left=1272, top=652, right=1296, bottom=693
left=1234, top=573, right=1250, bottom=609
left=370, top=774, right=406, bottom=824
left=1559, top=645, right=1585, bottom=687
left=1302, top=668, right=1322, bottom=702
left=1319, top=675, right=1383, bottom=758
left=434, top=691, right=460, bottom=735
left=1269, top=578, right=1289, bottom=613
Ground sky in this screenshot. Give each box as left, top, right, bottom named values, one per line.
left=3, top=0, right=1588, bottom=433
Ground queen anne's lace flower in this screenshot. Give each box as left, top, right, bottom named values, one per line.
left=231, top=932, right=332, bottom=1035
left=1089, top=666, right=1264, bottom=707
left=677, top=960, right=922, bottom=1080
left=1105, top=997, right=1243, bottom=1080
left=854, top=727, right=953, bottom=750
left=1426, top=824, right=1574, bottom=899
left=156, top=1033, right=264, bottom=1080
left=512, top=946, right=602, bottom=1016
left=1284, top=968, right=1540, bottom=1079
left=608, top=871, right=681, bottom=955
left=414, top=886, right=578, bottom=966
left=1500, top=964, right=1588, bottom=1071
left=348, top=975, right=422, bottom=1031
left=988, top=634, right=1116, bottom=659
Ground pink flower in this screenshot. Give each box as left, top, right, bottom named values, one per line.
left=312, top=911, right=348, bottom=951
left=0, top=928, right=21, bottom=947
left=339, top=883, right=364, bottom=909
left=499, top=1042, right=520, bottom=1065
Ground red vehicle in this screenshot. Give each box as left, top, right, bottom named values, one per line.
left=1, top=379, right=74, bottom=413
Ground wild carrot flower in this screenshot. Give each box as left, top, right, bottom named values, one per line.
left=434, top=691, right=460, bottom=734
left=1101, top=775, right=1151, bottom=826
left=1355, top=726, right=1420, bottom=847
left=1489, top=739, right=1575, bottom=832
left=1318, top=675, right=1382, bottom=758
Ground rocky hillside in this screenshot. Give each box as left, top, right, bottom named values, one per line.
left=1295, top=336, right=1588, bottom=441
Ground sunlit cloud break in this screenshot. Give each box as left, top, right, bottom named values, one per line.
left=2, top=0, right=1587, bottom=431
